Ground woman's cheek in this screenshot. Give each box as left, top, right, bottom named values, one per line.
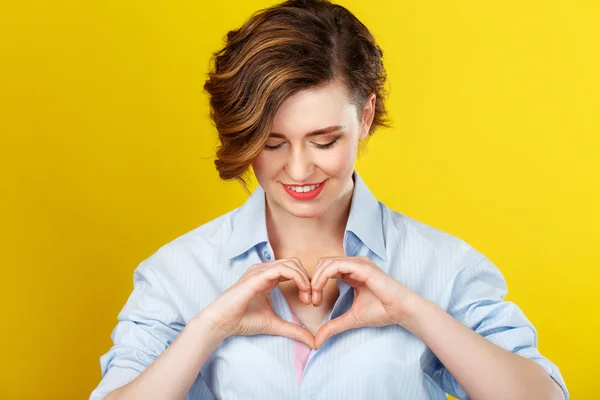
left=252, top=152, right=280, bottom=179
left=318, top=145, right=356, bottom=176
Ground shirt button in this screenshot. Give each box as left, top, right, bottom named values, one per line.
left=263, top=251, right=272, bottom=261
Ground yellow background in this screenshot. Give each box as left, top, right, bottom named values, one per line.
left=1, top=0, right=597, bottom=398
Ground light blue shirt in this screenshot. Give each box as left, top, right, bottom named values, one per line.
left=90, top=171, right=569, bottom=400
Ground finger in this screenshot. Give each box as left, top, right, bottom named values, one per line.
left=314, top=312, right=357, bottom=349
left=269, top=317, right=316, bottom=349
left=261, top=258, right=311, bottom=295
left=312, top=258, right=374, bottom=306
left=284, top=257, right=312, bottom=286
left=317, top=258, right=398, bottom=306
left=310, top=257, right=339, bottom=305
left=232, top=263, right=311, bottom=308
left=240, top=262, right=271, bottom=279
left=311, top=256, right=337, bottom=286
left=313, top=259, right=369, bottom=290
left=273, top=262, right=311, bottom=305
left=299, top=289, right=312, bottom=305
left=278, top=260, right=312, bottom=300
left=249, top=264, right=310, bottom=298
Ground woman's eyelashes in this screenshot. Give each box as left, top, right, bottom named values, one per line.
left=264, top=138, right=340, bottom=151
left=264, top=142, right=285, bottom=151
left=314, top=138, right=339, bottom=149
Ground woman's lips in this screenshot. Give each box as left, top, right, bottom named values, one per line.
left=282, top=180, right=326, bottom=201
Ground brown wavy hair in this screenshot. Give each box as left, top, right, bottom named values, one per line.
left=203, top=0, right=391, bottom=187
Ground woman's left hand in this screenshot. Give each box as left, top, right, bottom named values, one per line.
left=311, top=256, right=424, bottom=349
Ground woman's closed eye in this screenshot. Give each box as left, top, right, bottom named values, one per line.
left=313, top=138, right=339, bottom=149
left=264, top=138, right=340, bottom=151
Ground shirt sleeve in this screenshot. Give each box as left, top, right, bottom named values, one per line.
left=89, top=259, right=186, bottom=399
left=422, top=252, right=570, bottom=400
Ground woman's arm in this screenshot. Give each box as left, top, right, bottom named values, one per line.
left=311, top=255, right=567, bottom=400
left=105, top=313, right=226, bottom=400
left=404, top=297, right=565, bottom=400
left=103, top=258, right=314, bottom=400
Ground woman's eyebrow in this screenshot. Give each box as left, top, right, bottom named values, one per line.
left=269, top=125, right=345, bottom=139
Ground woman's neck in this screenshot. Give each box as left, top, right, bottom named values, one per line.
left=265, top=178, right=354, bottom=257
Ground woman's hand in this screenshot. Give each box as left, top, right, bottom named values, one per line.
left=199, top=258, right=316, bottom=348
left=311, top=256, right=423, bottom=349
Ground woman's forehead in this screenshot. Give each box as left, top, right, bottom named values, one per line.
left=271, top=82, right=356, bottom=137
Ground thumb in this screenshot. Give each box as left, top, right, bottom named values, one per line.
left=268, top=317, right=316, bottom=349
left=314, top=312, right=357, bottom=349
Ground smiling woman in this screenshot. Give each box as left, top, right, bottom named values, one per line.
left=89, top=1, right=570, bottom=399
left=253, top=80, right=373, bottom=219
left=203, top=0, right=390, bottom=187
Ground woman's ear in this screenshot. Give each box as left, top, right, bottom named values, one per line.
left=360, top=92, right=376, bottom=140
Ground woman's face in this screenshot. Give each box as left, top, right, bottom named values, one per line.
left=252, top=80, right=375, bottom=219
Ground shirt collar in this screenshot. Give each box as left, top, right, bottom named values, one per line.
left=225, top=171, right=387, bottom=261
left=225, top=184, right=270, bottom=260
left=345, top=171, right=388, bottom=261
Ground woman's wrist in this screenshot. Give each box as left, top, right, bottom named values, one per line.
left=189, top=310, right=231, bottom=345
left=396, top=294, right=440, bottom=336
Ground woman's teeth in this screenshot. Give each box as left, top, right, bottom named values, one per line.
left=287, top=183, right=320, bottom=193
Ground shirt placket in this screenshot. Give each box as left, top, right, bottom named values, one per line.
left=258, top=240, right=360, bottom=397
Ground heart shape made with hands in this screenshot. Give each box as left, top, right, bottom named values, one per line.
left=288, top=256, right=416, bottom=349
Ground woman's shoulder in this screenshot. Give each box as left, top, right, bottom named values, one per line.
left=380, top=203, right=483, bottom=269
left=381, top=203, right=469, bottom=247
left=139, top=206, right=242, bottom=272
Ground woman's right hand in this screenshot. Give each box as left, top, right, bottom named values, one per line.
left=197, top=258, right=315, bottom=348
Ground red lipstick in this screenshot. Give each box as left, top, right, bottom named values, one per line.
left=282, top=180, right=326, bottom=201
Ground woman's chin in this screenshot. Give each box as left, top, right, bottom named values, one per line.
left=281, top=201, right=327, bottom=219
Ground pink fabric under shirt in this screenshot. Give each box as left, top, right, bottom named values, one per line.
left=290, top=311, right=312, bottom=386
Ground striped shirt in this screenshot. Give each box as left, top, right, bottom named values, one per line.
left=90, top=171, right=569, bottom=399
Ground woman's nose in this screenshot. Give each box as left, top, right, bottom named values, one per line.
left=285, top=147, right=314, bottom=182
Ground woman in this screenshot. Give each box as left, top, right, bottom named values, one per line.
left=91, top=1, right=569, bottom=399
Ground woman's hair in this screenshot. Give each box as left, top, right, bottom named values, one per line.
left=203, top=0, right=391, bottom=187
